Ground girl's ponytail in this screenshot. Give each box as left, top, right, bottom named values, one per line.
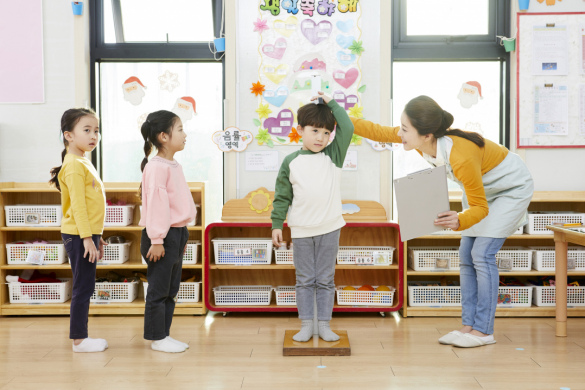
left=48, top=108, right=97, bottom=192
left=137, top=111, right=179, bottom=199
left=49, top=148, right=68, bottom=191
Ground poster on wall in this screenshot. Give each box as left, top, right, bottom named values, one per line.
left=251, top=0, right=365, bottom=146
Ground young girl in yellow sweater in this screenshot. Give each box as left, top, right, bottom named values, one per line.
left=352, top=96, right=533, bottom=348
left=49, top=108, right=108, bottom=353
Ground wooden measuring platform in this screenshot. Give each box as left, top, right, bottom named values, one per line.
left=283, top=330, right=350, bottom=356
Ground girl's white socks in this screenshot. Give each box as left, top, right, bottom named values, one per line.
left=293, top=320, right=314, bottom=342
left=72, top=337, right=108, bottom=353
left=318, top=321, right=340, bottom=341
left=166, top=336, right=189, bottom=349
left=151, top=337, right=186, bottom=353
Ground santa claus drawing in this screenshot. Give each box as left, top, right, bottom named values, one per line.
left=457, top=81, right=482, bottom=109
left=122, top=76, right=146, bottom=106
left=172, top=96, right=197, bottom=123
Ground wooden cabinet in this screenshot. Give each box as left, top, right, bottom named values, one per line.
left=0, top=182, right=206, bottom=316
left=402, top=191, right=585, bottom=317
left=204, top=222, right=403, bottom=313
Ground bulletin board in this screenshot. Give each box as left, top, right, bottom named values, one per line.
left=0, top=0, right=44, bottom=103
left=517, top=12, right=585, bottom=148
left=235, top=0, right=385, bottom=201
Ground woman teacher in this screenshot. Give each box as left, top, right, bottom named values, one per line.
left=352, top=95, right=533, bottom=348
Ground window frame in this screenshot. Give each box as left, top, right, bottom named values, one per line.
left=392, top=0, right=511, bottom=147
left=89, top=0, right=225, bottom=172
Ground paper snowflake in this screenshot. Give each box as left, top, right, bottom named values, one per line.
left=158, top=70, right=180, bottom=92
left=256, top=103, right=272, bottom=120
left=348, top=105, right=363, bottom=118
left=250, top=81, right=266, bottom=97
left=348, top=40, right=365, bottom=55
left=253, top=18, right=269, bottom=33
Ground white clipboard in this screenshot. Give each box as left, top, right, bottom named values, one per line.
left=393, top=165, right=451, bottom=241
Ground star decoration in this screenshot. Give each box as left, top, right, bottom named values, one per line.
left=288, top=127, right=301, bottom=143
left=253, top=18, right=269, bottom=33
left=256, top=128, right=271, bottom=145
left=348, top=105, right=364, bottom=118
left=250, top=81, right=266, bottom=97
left=158, top=70, right=180, bottom=92
left=348, top=40, right=365, bottom=55
left=256, top=103, right=272, bottom=120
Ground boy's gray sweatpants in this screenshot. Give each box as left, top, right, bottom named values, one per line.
left=292, top=229, right=340, bottom=321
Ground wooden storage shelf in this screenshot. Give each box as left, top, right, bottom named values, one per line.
left=402, top=191, right=585, bottom=318
left=1, top=301, right=206, bottom=316
left=204, top=222, right=403, bottom=313
left=0, top=182, right=206, bottom=316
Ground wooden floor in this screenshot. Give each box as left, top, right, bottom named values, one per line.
left=1, top=312, right=585, bottom=390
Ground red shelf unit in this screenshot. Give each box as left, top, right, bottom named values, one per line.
left=204, top=222, right=403, bottom=313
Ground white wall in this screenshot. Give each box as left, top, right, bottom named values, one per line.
left=0, top=1, right=81, bottom=183
left=510, top=1, right=585, bottom=191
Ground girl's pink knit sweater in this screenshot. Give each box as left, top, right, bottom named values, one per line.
left=139, top=156, right=196, bottom=244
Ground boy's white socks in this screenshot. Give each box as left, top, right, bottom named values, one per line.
left=72, top=337, right=108, bottom=353
left=318, top=321, right=340, bottom=342
left=293, top=320, right=314, bottom=342
left=166, top=336, right=189, bottom=349
left=151, top=338, right=186, bottom=353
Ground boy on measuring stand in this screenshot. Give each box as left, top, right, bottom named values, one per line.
left=271, top=91, right=354, bottom=342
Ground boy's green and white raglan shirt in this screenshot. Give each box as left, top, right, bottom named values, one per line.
left=271, top=100, right=354, bottom=238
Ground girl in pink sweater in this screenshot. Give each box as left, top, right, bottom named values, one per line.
left=138, top=110, right=196, bottom=353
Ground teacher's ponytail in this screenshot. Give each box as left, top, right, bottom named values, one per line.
left=404, top=96, right=485, bottom=148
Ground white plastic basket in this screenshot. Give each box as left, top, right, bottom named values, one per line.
left=336, top=246, right=394, bottom=265
left=531, top=246, right=585, bottom=271
left=408, top=284, right=462, bottom=306
left=6, top=241, right=67, bottom=265
left=213, top=285, right=272, bottom=306
left=4, top=205, right=62, bottom=226
left=143, top=281, right=200, bottom=303
left=336, top=286, right=395, bottom=306
left=408, top=247, right=461, bottom=270
left=497, top=286, right=533, bottom=307
left=90, top=281, right=139, bottom=303
left=274, top=249, right=294, bottom=264
left=141, top=240, right=201, bottom=264
left=212, top=238, right=273, bottom=265
left=275, top=286, right=296, bottom=305
left=104, top=205, right=135, bottom=226
left=97, top=242, right=131, bottom=264
left=525, top=212, right=585, bottom=235
left=532, top=286, right=585, bottom=307
left=496, top=247, right=533, bottom=271
left=8, top=278, right=72, bottom=303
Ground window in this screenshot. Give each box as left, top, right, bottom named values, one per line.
left=391, top=0, right=510, bottom=197
left=91, top=0, right=224, bottom=223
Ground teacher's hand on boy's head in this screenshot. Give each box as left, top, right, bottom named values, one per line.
left=310, top=91, right=331, bottom=104
left=434, top=211, right=460, bottom=230
left=272, top=229, right=283, bottom=247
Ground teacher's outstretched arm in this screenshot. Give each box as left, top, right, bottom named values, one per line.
left=350, top=117, right=402, bottom=143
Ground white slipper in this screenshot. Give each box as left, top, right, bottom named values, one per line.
left=438, top=330, right=463, bottom=345
left=452, top=333, right=496, bottom=348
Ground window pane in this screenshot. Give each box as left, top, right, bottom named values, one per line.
left=99, top=62, right=223, bottom=223
left=392, top=61, right=502, bottom=190
left=407, top=0, right=489, bottom=36
left=104, top=0, right=214, bottom=43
